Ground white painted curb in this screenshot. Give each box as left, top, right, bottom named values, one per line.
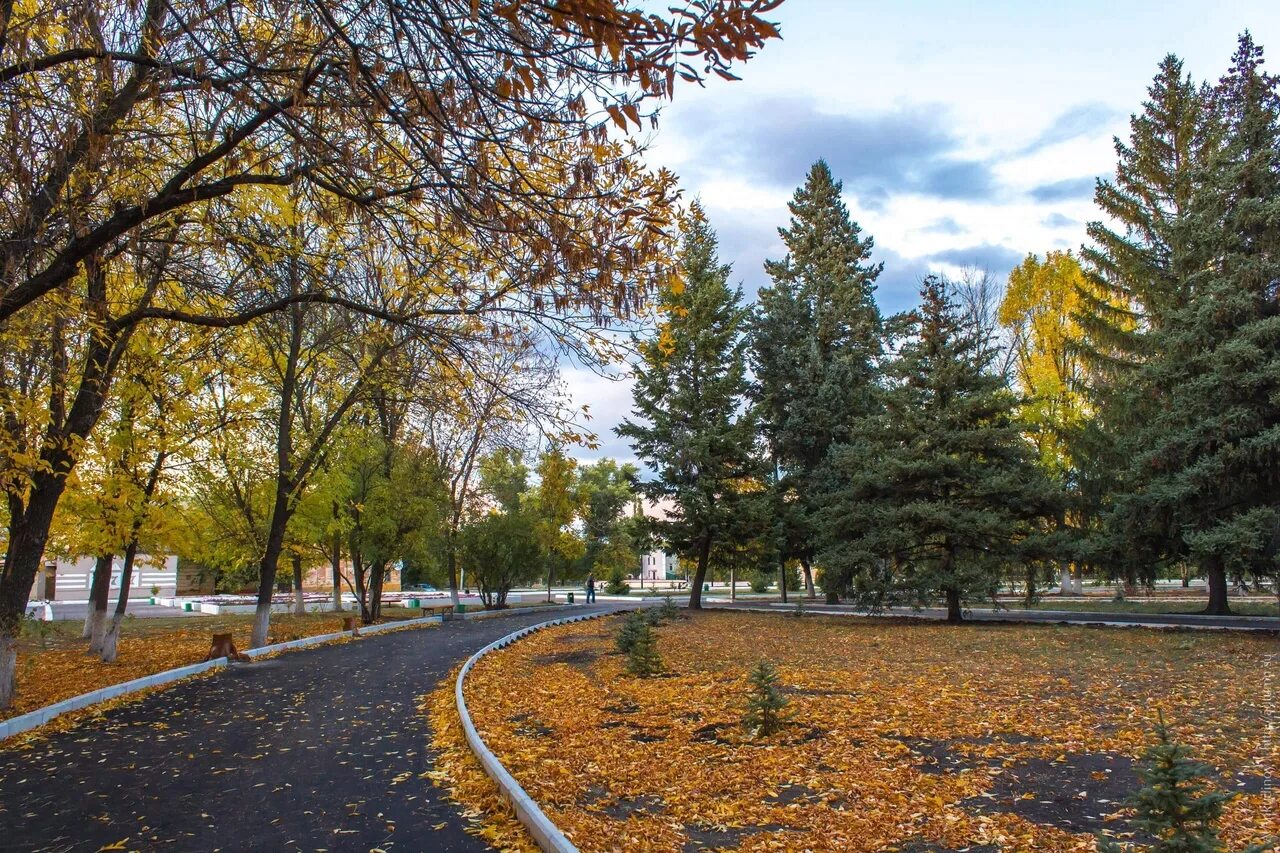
left=0, top=613, right=448, bottom=741
left=455, top=609, right=637, bottom=853
left=0, top=657, right=229, bottom=741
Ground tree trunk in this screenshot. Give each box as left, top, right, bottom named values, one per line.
left=101, top=542, right=141, bottom=663
left=0, top=633, right=15, bottom=710
left=778, top=556, right=788, bottom=604
left=729, top=563, right=736, bottom=602
left=801, top=557, right=816, bottom=599
left=945, top=587, right=963, bottom=624
left=366, top=560, right=386, bottom=625
left=351, top=543, right=369, bottom=623
left=1204, top=559, right=1231, bottom=616
left=688, top=535, right=712, bottom=610
left=0, top=474, right=71, bottom=708
left=251, top=477, right=293, bottom=648
left=84, top=553, right=113, bottom=642
left=330, top=532, right=343, bottom=612
left=446, top=531, right=460, bottom=608
left=546, top=559, right=554, bottom=604
left=1024, top=563, right=1037, bottom=606
left=292, top=552, right=305, bottom=616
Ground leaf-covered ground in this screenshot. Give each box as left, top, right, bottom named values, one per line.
left=436, top=611, right=1278, bottom=852
left=5, top=611, right=405, bottom=720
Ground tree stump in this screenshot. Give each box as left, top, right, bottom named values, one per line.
left=342, top=616, right=360, bottom=636
left=207, top=633, right=249, bottom=662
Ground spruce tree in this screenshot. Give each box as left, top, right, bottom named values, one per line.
left=1075, top=54, right=1218, bottom=582
left=750, top=161, right=883, bottom=600
left=1109, top=34, right=1280, bottom=613
left=624, top=621, right=663, bottom=677
left=742, top=658, right=790, bottom=739
left=817, top=277, right=1055, bottom=622
left=1098, top=715, right=1268, bottom=853
left=617, top=204, right=759, bottom=609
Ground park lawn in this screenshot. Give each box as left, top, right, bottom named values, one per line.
left=4, top=610, right=418, bottom=721
left=1003, top=597, right=1280, bottom=617
left=439, top=611, right=1278, bottom=853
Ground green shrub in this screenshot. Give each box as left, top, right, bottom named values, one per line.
left=742, top=658, right=791, bottom=739
left=625, top=622, right=663, bottom=677
left=615, top=610, right=647, bottom=654
left=658, top=595, right=680, bottom=621
left=604, top=565, right=631, bottom=595
left=749, top=573, right=771, bottom=593
left=1097, top=714, right=1268, bottom=852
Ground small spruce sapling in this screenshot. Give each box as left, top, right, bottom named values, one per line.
left=1097, top=713, right=1270, bottom=853
left=615, top=610, right=647, bottom=654
left=743, top=658, right=791, bottom=739
left=605, top=565, right=631, bottom=595
left=625, top=622, right=663, bottom=677
left=659, top=595, right=680, bottom=621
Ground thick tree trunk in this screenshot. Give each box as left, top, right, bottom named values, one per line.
left=251, top=476, right=293, bottom=648
left=1181, top=565, right=1191, bottom=588
left=292, top=553, right=305, bottom=616
left=0, top=633, right=15, bottom=710
left=0, top=477, right=70, bottom=708
left=1024, top=563, right=1037, bottom=606
left=801, top=557, right=816, bottom=599
left=688, top=535, right=712, bottom=610
left=1204, top=559, right=1231, bottom=616
left=330, top=533, right=343, bottom=612
left=101, top=542, right=140, bottom=663
left=367, top=561, right=386, bottom=625
left=945, top=587, right=963, bottom=623
left=778, top=556, right=788, bottom=604
left=84, top=553, right=113, bottom=641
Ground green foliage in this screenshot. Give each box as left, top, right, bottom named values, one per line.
left=742, top=658, right=790, bottom=738
left=624, top=620, right=663, bottom=677
left=617, top=203, right=760, bottom=606
left=658, top=595, right=680, bottom=621
left=1097, top=715, right=1270, bottom=853
left=615, top=610, right=648, bottom=654
left=750, top=160, right=884, bottom=587
left=458, top=510, right=542, bottom=609
left=749, top=573, right=771, bottom=593
left=604, top=564, right=631, bottom=595
left=816, top=276, right=1058, bottom=620
left=1101, top=36, right=1280, bottom=610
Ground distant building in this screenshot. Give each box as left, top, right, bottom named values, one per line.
left=29, top=554, right=179, bottom=602
left=634, top=497, right=680, bottom=583
left=640, top=550, right=679, bottom=582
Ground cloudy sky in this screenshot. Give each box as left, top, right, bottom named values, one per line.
left=564, top=0, right=1280, bottom=466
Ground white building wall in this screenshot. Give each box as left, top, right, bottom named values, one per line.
left=30, top=555, right=179, bottom=602
left=639, top=550, right=678, bottom=582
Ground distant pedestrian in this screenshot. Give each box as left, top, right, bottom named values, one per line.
left=586, top=572, right=596, bottom=604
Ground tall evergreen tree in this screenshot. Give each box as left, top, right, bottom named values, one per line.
left=1075, top=53, right=1218, bottom=581
left=750, top=161, right=883, bottom=598
left=618, top=204, right=759, bottom=609
left=817, top=277, right=1055, bottom=622
left=1109, top=34, right=1280, bottom=613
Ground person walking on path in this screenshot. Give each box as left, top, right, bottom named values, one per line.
left=585, top=572, right=596, bottom=604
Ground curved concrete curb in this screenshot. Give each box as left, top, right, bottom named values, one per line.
left=0, top=656, right=228, bottom=742
left=0, top=613, right=447, bottom=742
left=455, top=609, right=626, bottom=853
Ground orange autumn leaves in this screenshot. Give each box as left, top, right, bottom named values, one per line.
left=3, top=613, right=374, bottom=722
left=433, top=611, right=1278, bottom=852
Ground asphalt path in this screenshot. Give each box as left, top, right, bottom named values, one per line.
left=0, top=605, right=618, bottom=852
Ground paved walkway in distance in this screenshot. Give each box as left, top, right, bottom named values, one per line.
left=708, top=600, right=1279, bottom=631
left=0, top=605, right=618, bottom=852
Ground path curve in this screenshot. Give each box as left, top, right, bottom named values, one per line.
left=0, top=605, right=618, bottom=852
